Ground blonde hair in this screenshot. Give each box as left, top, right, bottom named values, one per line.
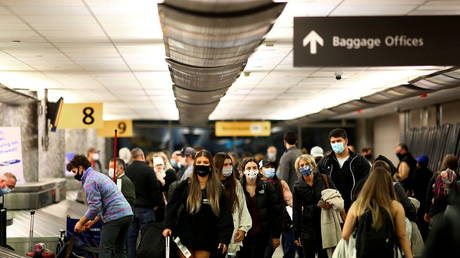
left=153, top=152, right=173, bottom=170
left=295, top=154, right=317, bottom=178
left=354, top=167, right=396, bottom=228
left=146, top=152, right=155, bottom=167
left=187, top=150, right=222, bottom=216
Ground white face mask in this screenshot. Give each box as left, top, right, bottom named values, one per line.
left=92, top=153, right=100, bottom=161
left=222, top=167, right=233, bottom=177
left=244, top=169, right=259, bottom=180
left=108, top=168, right=115, bottom=178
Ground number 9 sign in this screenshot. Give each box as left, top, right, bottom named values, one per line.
left=97, top=120, right=133, bottom=138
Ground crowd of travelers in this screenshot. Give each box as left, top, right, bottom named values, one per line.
left=65, top=128, right=460, bottom=258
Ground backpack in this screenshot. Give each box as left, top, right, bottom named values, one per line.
left=433, top=169, right=457, bottom=201
left=354, top=209, right=398, bottom=258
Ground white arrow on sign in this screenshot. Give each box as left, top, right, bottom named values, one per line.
left=303, top=30, right=324, bottom=55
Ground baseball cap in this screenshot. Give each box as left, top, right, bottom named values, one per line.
left=310, top=146, right=324, bottom=158
left=180, top=147, right=196, bottom=158
left=416, top=155, right=429, bottom=166
left=259, top=159, right=277, bottom=169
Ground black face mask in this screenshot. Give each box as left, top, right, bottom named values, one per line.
left=396, top=153, right=404, bottom=160
left=195, top=165, right=211, bottom=177
left=365, top=154, right=373, bottom=160
left=74, top=169, right=83, bottom=181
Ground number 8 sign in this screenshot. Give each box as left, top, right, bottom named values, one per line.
left=58, top=103, right=103, bottom=129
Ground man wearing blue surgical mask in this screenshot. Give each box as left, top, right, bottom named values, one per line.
left=317, top=128, right=370, bottom=211
left=0, top=172, right=16, bottom=197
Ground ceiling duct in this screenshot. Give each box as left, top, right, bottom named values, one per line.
left=159, top=3, right=285, bottom=67
left=362, top=84, right=427, bottom=105
left=0, top=84, right=38, bottom=105
left=164, top=0, right=274, bottom=13
left=173, top=85, right=228, bottom=104
left=276, top=67, right=460, bottom=127
left=158, top=1, right=286, bottom=125
left=329, top=100, right=374, bottom=113
left=410, top=67, right=460, bottom=90
left=167, top=60, right=245, bottom=91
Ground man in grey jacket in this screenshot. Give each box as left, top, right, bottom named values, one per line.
left=277, top=131, right=302, bottom=191
left=276, top=131, right=302, bottom=258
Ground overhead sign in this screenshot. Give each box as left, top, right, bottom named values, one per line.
left=215, top=121, right=271, bottom=137
left=97, top=120, right=133, bottom=138
left=58, top=103, right=103, bottom=129
left=0, top=127, right=25, bottom=184
left=294, top=16, right=460, bottom=66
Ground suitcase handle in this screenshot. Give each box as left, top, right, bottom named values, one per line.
left=28, top=210, right=36, bottom=251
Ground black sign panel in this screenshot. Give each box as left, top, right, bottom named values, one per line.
left=293, top=16, right=460, bottom=66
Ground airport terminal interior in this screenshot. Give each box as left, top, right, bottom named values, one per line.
left=0, top=0, right=459, bottom=257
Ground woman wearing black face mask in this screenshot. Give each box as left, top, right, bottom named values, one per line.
left=163, top=150, right=233, bottom=258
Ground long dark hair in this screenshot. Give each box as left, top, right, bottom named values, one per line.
left=187, top=150, right=221, bottom=216
left=214, top=152, right=239, bottom=213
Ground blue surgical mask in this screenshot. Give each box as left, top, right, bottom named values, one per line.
left=263, top=168, right=276, bottom=179
left=300, top=166, right=312, bottom=176
left=1, top=187, right=11, bottom=194
left=331, top=142, right=345, bottom=154
left=170, top=159, right=177, bottom=167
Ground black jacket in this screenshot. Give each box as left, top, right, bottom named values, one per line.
left=126, top=160, right=163, bottom=208
left=164, top=180, right=233, bottom=251
left=317, top=151, right=370, bottom=211
left=413, top=166, right=432, bottom=210
left=397, top=153, right=417, bottom=192
left=424, top=174, right=458, bottom=217
left=241, top=176, right=282, bottom=238
left=293, top=173, right=326, bottom=240
left=423, top=196, right=460, bottom=258
left=162, top=169, right=178, bottom=197
left=352, top=177, right=417, bottom=221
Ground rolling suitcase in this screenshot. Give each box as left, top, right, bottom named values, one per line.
left=26, top=210, right=56, bottom=258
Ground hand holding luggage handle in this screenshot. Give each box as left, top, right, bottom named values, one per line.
left=166, top=236, right=170, bottom=258
left=29, top=210, right=35, bottom=251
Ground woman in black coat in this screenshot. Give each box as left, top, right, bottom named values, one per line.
left=238, top=158, right=282, bottom=258
left=293, top=154, right=328, bottom=258
left=163, top=150, right=233, bottom=258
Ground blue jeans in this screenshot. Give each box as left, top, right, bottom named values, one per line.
left=282, top=228, right=302, bottom=258
left=264, top=228, right=302, bottom=258
left=127, top=207, right=156, bottom=258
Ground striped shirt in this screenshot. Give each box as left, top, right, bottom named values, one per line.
left=82, top=167, right=133, bottom=223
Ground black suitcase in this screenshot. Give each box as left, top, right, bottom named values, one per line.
left=136, top=222, right=178, bottom=258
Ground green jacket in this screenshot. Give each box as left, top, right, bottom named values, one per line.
left=120, top=174, right=136, bottom=208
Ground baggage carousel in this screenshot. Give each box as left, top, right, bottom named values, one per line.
left=0, top=246, right=27, bottom=257
left=6, top=191, right=87, bottom=256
